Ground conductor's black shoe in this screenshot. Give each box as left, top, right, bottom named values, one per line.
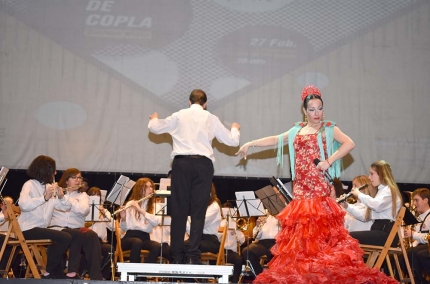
left=188, top=258, right=204, bottom=265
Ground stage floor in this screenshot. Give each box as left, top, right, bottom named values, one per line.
left=0, top=279, right=217, bottom=284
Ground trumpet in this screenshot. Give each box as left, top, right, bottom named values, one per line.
left=113, top=193, right=154, bottom=215
left=236, top=217, right=248, bottom=231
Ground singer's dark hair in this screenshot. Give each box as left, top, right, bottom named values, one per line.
left=27, top=155, right=56, bottom=184
left=303, top=95, right=323, bottom=109
left=189, top=89, right=207, bottom=106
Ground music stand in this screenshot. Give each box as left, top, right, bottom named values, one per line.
left=255, top=185, right=286, bottom=216
left=402, top=206, right=420, bottom=226
left=269, top=176, right=293, bottom=204
left=106, top=175, right=135, bottom=207
left=105, top=175, right=135, bottom=280
left=0, top=167, right=9, bottom=195
left=233, top=191, right=266, bottom=277
left=154, top=191, right=171, bottom=264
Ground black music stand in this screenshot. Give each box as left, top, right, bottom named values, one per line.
left=105, top=175, right=135, bottom=280
left=269, top=176, right=293, bottom=204
left=255, top=185, right=286, bottom=216
left=233, top=191, right=266, bottom=277
left=402, top=206, right=420, bottom=226
left=154, top=193, right=171, bottom=264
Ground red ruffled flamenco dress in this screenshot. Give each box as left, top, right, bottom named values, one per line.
left=254, top=133, right=398, bottom=284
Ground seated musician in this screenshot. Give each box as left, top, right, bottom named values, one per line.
left=81, top=187, right=113, bottom=280
left=341, top=175, right=376, bottom=232
left=149, top=215, right=171, bottom=262
left=17, top=155, right=72, bottom=279
left=118, top=177, right=163, bottom=263
left=402, top=188, right=430, bottom=283
left=241, top=211, right=281, bottom=278
left=49, top=168, right=104, bottom=280
left=347, top=161, right=403, bottom=246
left=185, top=183, right=222, bottom=264
left=220, top=203, right=245, bottom=284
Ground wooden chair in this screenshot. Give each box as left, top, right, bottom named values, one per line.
left=0, top=204, right=53, bottom=279
left=360, top=206, right=415, bottom=284
left=200, top=226, right=228, bottom=265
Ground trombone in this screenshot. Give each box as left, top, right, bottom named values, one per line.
left=113, top=193, right=154, bottom=215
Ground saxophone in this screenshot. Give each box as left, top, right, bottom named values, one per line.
left=425, top=232, right=430, bottom=253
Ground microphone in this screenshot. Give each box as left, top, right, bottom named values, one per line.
left=313, top=158, right=334, bottom=183
left=336, top=184, right=368, bottom=203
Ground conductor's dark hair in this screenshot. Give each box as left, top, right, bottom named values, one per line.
left=189, top=89, right=207, bottom=106
left=303, top=94, right=323, bottom=109
left=27, top=155, right=56, bottom=184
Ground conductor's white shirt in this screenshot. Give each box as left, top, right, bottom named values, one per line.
left=148, top=104, right=240, bottom=162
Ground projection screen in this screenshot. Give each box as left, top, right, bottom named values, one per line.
left=0, top=0, right=429, bottom=183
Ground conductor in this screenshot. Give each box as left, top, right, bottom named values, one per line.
left=148, top=89, right=240, bottom=264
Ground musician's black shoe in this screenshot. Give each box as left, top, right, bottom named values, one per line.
left=188, top=258, right=204, bottom=265
left=172, top=260, right=183, bottom=264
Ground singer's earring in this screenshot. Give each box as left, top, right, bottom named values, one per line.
left=322, top=112, right=325, bottom=121
left=304, top=115, right=308, bottom=123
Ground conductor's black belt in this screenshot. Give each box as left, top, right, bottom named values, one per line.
left=175, top=155, right=209, bottom=160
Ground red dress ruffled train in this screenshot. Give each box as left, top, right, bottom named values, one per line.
left=254, top=133, right=398, bottom=284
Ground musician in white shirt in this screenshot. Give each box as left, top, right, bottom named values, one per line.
left=119, top=178, right=163, bottom=263
left=150, top=216, right=171, bottom=262
left=341, top=175, right=375, bottom=232
left=148, top=89, right=240, bottom=264
left=84, top=187, right=113, bottom=279
left=403, top=188, right=430, bottom=283
left=348, top=161, right=403, bottom=247
left=17, top=155, right=72, bottom=279
left=50, top=168, right=103, bottom=280
left=241, top=214, right=280, bottom=277
left=220, top=216, right=245, bottom=283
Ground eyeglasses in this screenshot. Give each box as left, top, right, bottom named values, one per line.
left=70, top=176, right=83, bottom=180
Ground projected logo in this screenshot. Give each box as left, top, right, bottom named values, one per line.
left=0, top=0, right=421, bottom=111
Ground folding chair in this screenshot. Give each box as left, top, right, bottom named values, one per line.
left=360, top=206, right=415, bottom=283
left=0, top=204, right=53, bottom=279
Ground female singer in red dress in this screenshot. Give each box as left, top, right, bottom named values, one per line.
left=236, top=85, right=397, bottom=283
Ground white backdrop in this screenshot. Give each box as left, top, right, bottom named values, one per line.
left=0, top=0, right=429, bottom=183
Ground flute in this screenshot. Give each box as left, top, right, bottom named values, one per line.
left=336, top=184, right=368, bottom=203
left=113, top=193, right=154, bottom=215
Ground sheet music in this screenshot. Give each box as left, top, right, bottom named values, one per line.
left=158, top=178, right=171, bottom=191
left=100, top=189, right=107, bottom=204
left=106, top=175, right=135, bottom=206
left=222, top=208, right=237, bottom=229
left=234, top=191, right=265, bottom=217
left=0, top=167, right=9, bottom=191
